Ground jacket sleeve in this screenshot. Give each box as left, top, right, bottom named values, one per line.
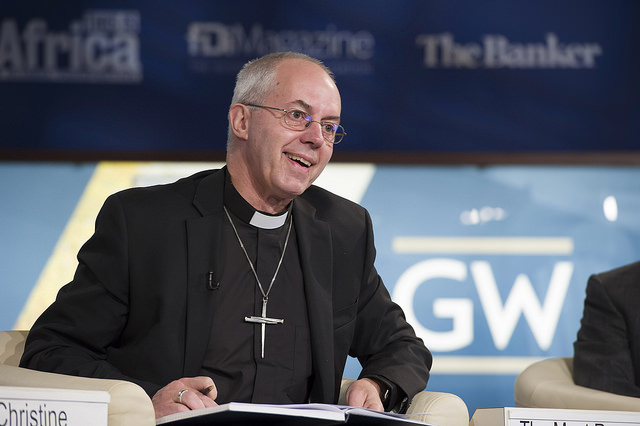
left=573, top=273, right=640, bottom=397
left=349, top=209, right=432, bottom=406
left=19, top=194, right=162, bottom=396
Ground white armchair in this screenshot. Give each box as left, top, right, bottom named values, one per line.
left=514, top=357, right=640, bottom=411
left=0, top=330, right=156, bottom=426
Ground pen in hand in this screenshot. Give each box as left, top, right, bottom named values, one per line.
left=200, top=385, right=215, bottom=396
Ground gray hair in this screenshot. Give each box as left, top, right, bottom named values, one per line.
left=227, top=52, right=335, bottom=146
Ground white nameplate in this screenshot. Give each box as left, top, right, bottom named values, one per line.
left=471, top=407, right=640, bottom=426
left=0, top=386, right=110, bottom=426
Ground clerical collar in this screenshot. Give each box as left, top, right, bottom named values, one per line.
left=224, top=170, right=290, bottom=230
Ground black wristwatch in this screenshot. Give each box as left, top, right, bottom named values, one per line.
left=367, top=376, right=409, bottom=413
left=369, top=377, right=391, bottom=408
left=379, top=381, right=391, bottom=406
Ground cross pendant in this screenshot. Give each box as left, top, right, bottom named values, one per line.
left=244, top=297, right=284, bottom=358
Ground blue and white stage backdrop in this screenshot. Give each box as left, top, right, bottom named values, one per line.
left=2, top=162, right=640, bottom=414
left=1, top=1, right=638, bottom=154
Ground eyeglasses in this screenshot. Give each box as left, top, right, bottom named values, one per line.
left=244, top=103, right=346, bottom=144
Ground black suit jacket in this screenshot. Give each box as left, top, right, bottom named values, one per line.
left=573, top=260, right=640, bottom=397
left=21, top=168, right=431, bottom=405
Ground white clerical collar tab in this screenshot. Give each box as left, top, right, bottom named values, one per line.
left=249, top=211, right=288, bottom=229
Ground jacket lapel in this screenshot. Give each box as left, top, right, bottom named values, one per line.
left=183, top=170, right=225, bottom=375
left=293, top=197, right=336, bottom=403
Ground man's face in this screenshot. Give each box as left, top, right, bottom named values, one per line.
left=244, top=59, right=341, bottom=203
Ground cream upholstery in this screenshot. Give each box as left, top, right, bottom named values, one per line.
left=2, top=330, right=469, bottom=426
left=514, top=357, right=640, bottom=411
left=340, top=378, right=469, bottom=426
left=0, top=330, right=156, bottom=426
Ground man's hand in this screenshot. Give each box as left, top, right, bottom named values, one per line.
left=151, top=376, right=218, bottom=419
left=345, top=378, right=384, bottom=412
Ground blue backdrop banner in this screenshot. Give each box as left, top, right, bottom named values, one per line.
left=1, top=1, right=638, bottom=154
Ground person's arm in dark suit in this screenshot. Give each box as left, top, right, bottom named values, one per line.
left=573, top=273, right=640, bottom=397
left=350, top=210, right=432, bottom=412
left=19, top=191, right=218, bottom=418
left=19, top=194, right=162, bottom=396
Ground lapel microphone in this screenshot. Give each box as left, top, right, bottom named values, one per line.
left=207, top=271, right=220, bottom=290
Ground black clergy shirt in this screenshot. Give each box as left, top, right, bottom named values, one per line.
left=199, top=172, right=313, bottom=404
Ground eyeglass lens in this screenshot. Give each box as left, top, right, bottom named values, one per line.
left=284, top=110, right=344, bottom=143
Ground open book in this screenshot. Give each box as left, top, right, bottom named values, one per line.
left=156, top=402, right=433, bottom=425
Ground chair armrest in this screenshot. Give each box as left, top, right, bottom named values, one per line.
left=0, top=364, right=156, bottom=426
left=0, top=330, right=28, bottom=366
left=514, top=357, right=640, bottom=411
left=407, top=390, right=469, bottom=426
left=339, top=378, right=469, bottom=426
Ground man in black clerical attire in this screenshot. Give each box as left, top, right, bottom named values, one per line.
left=20, top=52, right=432, bottom=418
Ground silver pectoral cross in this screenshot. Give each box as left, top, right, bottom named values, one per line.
left=244, top=297, right=284, bottom=358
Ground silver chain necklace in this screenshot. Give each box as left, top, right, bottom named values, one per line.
left=223, top=205, right=293, bottom=358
